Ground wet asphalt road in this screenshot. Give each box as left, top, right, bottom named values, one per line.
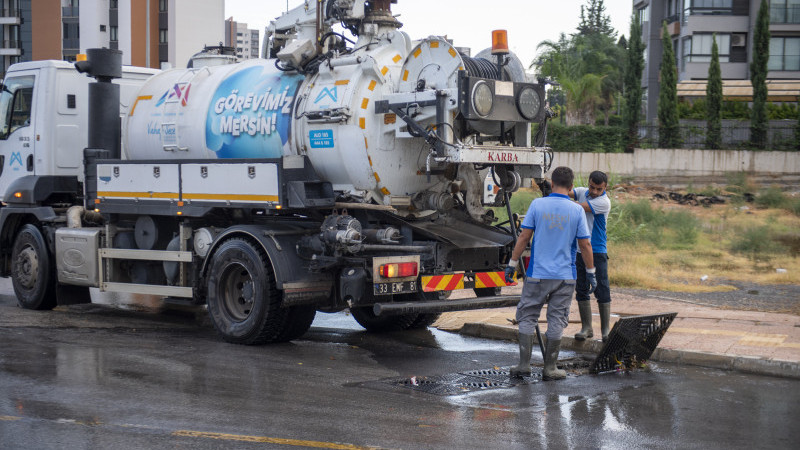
left=1, top=278, right=799, bottom=449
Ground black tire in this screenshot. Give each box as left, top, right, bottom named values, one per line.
left=474, top=287, right=501, bottom=297
left=11, top=224, right=57, bottom=310
left=350, top=307, right=419, bottom=332
left=396, top=290, right=444, bottom=329
left=407, top=313, right=441, bottom=329
left=205, top=238, right=288, bottom=345
left=276, top=306, right=317, bottom=342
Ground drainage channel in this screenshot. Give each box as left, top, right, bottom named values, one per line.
left=387, top=357, right=593, bottom=396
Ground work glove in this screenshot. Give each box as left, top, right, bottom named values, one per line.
left=586, top=268, right=597, bottom=295
left=504, top=260, right=519, bottom=284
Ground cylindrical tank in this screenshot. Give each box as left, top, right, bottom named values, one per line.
left=124, top=59, right=304, bottom=160
left=123, top=31, right=523, bottom=207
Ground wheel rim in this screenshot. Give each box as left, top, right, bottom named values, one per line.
left=219, top=262, right=255, bottom=321
left=13, top=246, right=39, bottom=290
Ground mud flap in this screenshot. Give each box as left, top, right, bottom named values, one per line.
left=56, top=283, right=91, bottom=306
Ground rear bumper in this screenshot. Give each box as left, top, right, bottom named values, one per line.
left=373, top=294, right=519, bottom=316
left=420, top=271, right=516, bottom=292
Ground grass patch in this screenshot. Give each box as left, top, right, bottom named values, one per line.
left=754, top=186, right=800, bottom=216
left=487, top=179, right=800, bottom=292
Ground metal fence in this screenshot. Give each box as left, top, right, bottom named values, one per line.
left=637, top=121, right=798, bottom=151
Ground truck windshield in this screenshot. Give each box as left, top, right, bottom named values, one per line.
left=0, top=75, right=35, bottom=140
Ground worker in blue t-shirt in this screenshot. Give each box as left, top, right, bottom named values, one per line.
left=570, top=171, right=613, bottom=342
left=504, top=166, right=597, bottom=381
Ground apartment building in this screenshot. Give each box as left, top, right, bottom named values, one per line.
left=636, top=0, right=800, bottom=122
left=224, top=17, right=259, bottom=61
left=0, top=0, right=224, bottom=78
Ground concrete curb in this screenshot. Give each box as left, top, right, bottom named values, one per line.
left=457, top=322, right=800, bottom=380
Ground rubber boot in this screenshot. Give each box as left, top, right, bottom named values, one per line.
left=542, top=338, right=566, bottom=381
left=599, top=302, right=611, bottom=342
left=574, top=301, right=594, bottom=341
left=510, top=333, right=535, bottom=378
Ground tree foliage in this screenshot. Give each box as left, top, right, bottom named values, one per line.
left=533, top=0, right=623, bottom=126
left=658, top=22, right=680, bottom=148
left=706, top=35, right=722, bottom=150
left=750, top=0, right=770, bottom=148
left=578, top=0, right=616, bottom=37
left=622, top=14, right=645, bottom=152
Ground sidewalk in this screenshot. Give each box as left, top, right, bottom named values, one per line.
left=434, top=287, right=800, bottom=379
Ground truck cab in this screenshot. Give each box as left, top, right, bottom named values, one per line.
left=0, top=61, right=157, bottom=203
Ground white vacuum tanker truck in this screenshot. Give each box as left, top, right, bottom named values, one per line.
left=0, top=0, right=553, bottom=344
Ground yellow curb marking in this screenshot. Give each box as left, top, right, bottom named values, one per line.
left=669, top=327, right=797, bottom=348
left=669, top=327, right=748, bottom=337
left=172, top=430, right=376, bottom=449
left=0, top=415, right=22, bottom=421
left=737, top=334, right=787, bottom=347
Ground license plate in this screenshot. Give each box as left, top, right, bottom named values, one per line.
left=374, top=280, right=417, bottom=295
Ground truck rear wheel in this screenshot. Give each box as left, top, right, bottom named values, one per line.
left=397, top=291, right=443, bottom=329
left=350, top=307, right=419, bottom=332
left=206, top=238, right=288, bottom=344
left=11, top=224, right=57, bottom=310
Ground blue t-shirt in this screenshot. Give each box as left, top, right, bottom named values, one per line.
left=573, top=187, right=611, bottom=254
left=520, top=193, right=591, bottom=280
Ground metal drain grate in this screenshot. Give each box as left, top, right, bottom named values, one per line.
left=394, top=373, right=513, bottom=395
left=591, top=312, right=677, bottom=374
left=389, top=357, right=592, bottom=396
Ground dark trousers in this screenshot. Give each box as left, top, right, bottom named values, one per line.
left=576, top=252, right=610, bottom=303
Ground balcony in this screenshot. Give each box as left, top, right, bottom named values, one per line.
left=666, top=18, right=681, bottom=36
left=0, top=8, right=21, bottom=25
left=0, top=39, right=22, bottom=56
left=770, top=6, right=800, bottom=24
left=62, top=6, right=78, bottom=18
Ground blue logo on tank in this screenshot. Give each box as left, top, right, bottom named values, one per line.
left=206, top=66, right=304, bottom=159
left=314, top=87, right=337, bottom=104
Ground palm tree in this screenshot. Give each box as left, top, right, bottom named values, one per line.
left=560, top=74, right=605, bottom=125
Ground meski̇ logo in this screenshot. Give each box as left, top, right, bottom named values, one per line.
left=314, top=87, right=337, bottom=104
left=9, top=152, right=23, bottom=167
left=206, top=66, right=303, bottom=159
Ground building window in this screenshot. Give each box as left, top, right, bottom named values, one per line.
left=63, top=22, right=69, bottom=39
left=110, top=26, right=118, bottom=42
left=770, top=0, right=800, bottom=24
left=684, top=0, right=732, bottom=17
left=159, top=0, right=167, bottom=12
left=768, top=37, right=800, bottom=71
left=637, top=5, right=650, bottom=24
left=110, top=0, right=118, bottom=9
left=682, top=34, right=730, bottom=64
left=100, top=25, right=106, bottom=32
left=159, top=29, right=168, bottom=44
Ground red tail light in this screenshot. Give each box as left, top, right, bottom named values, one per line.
left=379, top=262, right=418, bottom=278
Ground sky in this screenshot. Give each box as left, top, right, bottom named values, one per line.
left=224, top=0, right=634, bottom=70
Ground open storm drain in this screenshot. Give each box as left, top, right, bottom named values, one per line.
left=389, top=357, right=593, bottom=395
left=591, top=312, right=678, bottom=374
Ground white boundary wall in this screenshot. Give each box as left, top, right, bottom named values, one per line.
left=553, top=149, right=800, bottom=178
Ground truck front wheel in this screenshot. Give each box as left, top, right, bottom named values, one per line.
left=206, top=238, right=288, bottom=344
left=11, top=224, right=57, bottom=310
